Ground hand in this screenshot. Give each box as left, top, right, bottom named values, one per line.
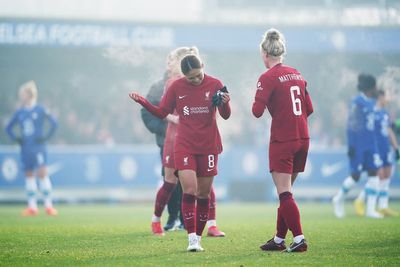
left=129, top=92, right=144, bottom=103
left=212, top=86, right=229, bottom=106
left=347, top=147, right=355, bottom=158
left=165, top=114, right=179, bottom=124
left=395, top=149, right=400, bottom=161
left=221, top=93, right=230, bottom=104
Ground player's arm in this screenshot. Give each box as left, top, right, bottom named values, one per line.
left=5, top=112, right=21, bottom=143
left=43, top=109, right=58, bottom=141
left=218, top=93, right=231, bottom=120
left=252, top=76, right=273, bottom=118
left=130, top=92, right=169, bottom=119
left=388, top=127, right=399, bottom=161
left=305, top=88, right=313, bottom=117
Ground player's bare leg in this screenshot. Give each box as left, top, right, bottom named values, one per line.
left=333, top=174, right=359, bottom=218
left=38, top=166, right=58, bottom=216
left=22, top=170, right=39, bottom=216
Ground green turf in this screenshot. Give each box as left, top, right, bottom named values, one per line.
left=0, top=202, right=399, bottom=266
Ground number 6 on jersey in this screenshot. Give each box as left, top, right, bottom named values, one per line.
left=290, top=86, right=302, bottom=116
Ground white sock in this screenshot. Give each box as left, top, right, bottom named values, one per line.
left=25, top=178, right=38, bottom=210
left=274, top=236, right=284, bottom=244
left=336, top=176, right=356, bottom=199
left=365, top=176, right=379, bottom=214
left=293, top=235, right=305, bottom=244
left=39, top=176, right=53, bottom=208
left=188, top=232, right=197, bottom=242
left=207, top=220, right=217, bottom=228
left=378, top=179, right=390, bottom=210
left=152, top=214, right=161, bottom=222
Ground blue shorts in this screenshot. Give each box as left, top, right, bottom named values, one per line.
left=20, top=149, right=47, bottom=172
left=349, top=148, right=382, bottom=175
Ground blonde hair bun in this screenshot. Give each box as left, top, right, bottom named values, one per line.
left=260, top=28, right=286, bottom=58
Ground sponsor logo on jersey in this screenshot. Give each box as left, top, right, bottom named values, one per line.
left=183, top=106, right=190, bottom=116
left=257, top=81, right=263, bottom=90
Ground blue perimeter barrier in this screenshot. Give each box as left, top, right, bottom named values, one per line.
left=0, top=145, right=399, bottom=202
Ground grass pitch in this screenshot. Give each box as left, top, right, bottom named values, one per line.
left=0, top=202, right=399, bottom=266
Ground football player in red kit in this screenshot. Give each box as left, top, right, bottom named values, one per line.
left=252, top=28, right=313, bottom=253
left=151, top=47, right=225, bottom=238
left=129, top=54, right=230, bottom=252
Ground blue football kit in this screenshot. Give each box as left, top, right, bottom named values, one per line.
left=6, top=105, right=57, bottom=171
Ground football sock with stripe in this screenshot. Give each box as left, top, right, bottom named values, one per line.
left=378, top=178, right=390, bottom=210
left=365, top=176, right=379, bottom=214
left=39, top=176, right=53, bottom=209
left=25, top=177, right=38, bottom=210
left=154, top=181, right=176, bottom=218
left=182, top=193, right=196, bottom=234
left=337, top=176, right=356, bottom=199
left=196, top=197, right=210, bottom=236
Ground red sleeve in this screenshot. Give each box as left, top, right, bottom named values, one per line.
left=218, top=102, right=231, bottom=120
left=305, top=88, right=313, bottom=117
left=252, top=74, right=274, bottom=118
left=252, top=100, right=266, bottom=118
left=137, top=96, right=168, bottom=119
left=159, top=84, right=176, bottom=114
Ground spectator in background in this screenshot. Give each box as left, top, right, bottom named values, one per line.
left=5, top=81, right=58, bottom=216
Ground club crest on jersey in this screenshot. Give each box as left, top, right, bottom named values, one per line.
left=183, top=157, right=189, bottom=166
left=183, top=106, right=189, bottom=116
left=165, top=155, right=170, bottom=164
left=205, top=91, right=210, bottom=100
left=32, top=112, right=38, bottom=120
left=257, top=81, right=263, bottom=90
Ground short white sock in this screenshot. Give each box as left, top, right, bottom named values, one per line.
left=39, top=176, right=53, bottom=208
left=365, top=176, right=379, bottom=214
left=152, top=215, right=161, bottom=222
left=207, top=220, right=217, bottom=228
left=293, top=235, right=304, bottom=244
left=25, top=178, right=38, bottom=210
left=337, top=176, right=356, bottom=199
left=274, top=236, right=284, bottom=244
left=378, top=179, right=390, bottom=209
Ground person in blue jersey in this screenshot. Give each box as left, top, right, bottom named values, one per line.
left=332, top=73, right=383, bottom=219
left=354, top=89, right=400, bottom=217
left=5, top=81, right=58, bottom=216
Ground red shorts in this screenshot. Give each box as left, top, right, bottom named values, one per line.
left=174, top=152, right=218, bottom=177
left=162, top=141, right=175, bottom=168
left=269, top=139, right=309, bottom=174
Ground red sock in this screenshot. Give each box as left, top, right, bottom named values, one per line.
left=276, top=206, right=288, bottom=239
left=279, top=192, right=303, bottom=237
left=196, top=197, right=210, bottom=236
left=182, top=193, right=196, bottom=234
left=154, top=181, right=176, bottom=217
left=208, top=187, right=216, bottom=220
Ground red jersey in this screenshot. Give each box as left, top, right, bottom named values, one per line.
left=253, top=63, right=313, bottom=143
left=159, top=74, right=229, bottom=155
